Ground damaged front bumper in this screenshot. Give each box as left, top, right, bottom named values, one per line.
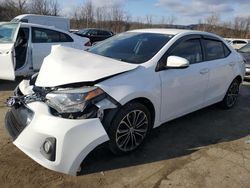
left=5, top=101, right=109, bottom=175
left=4, top=80, right=117, bottom=175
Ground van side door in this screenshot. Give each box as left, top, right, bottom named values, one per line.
left=31, top=27, right=74, bottom=71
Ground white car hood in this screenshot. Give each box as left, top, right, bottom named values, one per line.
left=35, top=46, right=139, bottom=87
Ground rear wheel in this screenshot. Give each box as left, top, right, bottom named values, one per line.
left=220, top=79, right=240, bottom=109
left=108, top=102, right=152, bottom=155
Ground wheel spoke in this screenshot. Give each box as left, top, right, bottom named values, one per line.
left=117, top=131, right=130, bottom=142
left=120, top=133, right=131, bottom=149
left=134, top=111, right=143, bottom=125
left=134, top=131, right=144, bottom=138
left=136, top=119, right=147, bottom=129
left=134, top=128, right=147, bottom=133
left=132, top=111, right=137, bottom=126
left=126, top=114, right=133, bottom=127
left=132, top=133, right=138, bottom=146
left=117, top=128, right=130, bottom=134
left=226, top=81, right=239, bottom=107
left=123, top=134, right=131, bottom=149
left=135, top=116, right=146, bottom=128
left=120, top=120, right=130, bottom=129
left=131, top=133, right=136, bottom=148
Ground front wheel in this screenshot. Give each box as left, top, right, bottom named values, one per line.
left=220, top=79, right=240, bottom=109
left=108, top=102, right=152, bottom=155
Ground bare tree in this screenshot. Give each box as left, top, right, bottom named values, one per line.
left=49, top=0, right=60, bottom=16
left=111, top=4, right=125, bottom=32
left=29, top=0, right=60, bottom=16
left=146, top=15, right=153, bottom=27
left=165, top=15, right=176, bottom=25
left=0, top=0, right=28, bottom=20
left=83, top=0, right=94, bottom=27
left=233, top=16, right=250, bottom=38
left=16, top=0, right=28, bottom=14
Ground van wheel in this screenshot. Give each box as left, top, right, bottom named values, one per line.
left=108, top=102, right=152, bottom=155
left=220, top=79, right=240, bottom=109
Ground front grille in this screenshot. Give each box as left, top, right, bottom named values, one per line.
left=5, top=106, right=34, bottom=140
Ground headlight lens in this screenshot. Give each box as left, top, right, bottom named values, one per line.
left=46, top=87, right=104, bottom=113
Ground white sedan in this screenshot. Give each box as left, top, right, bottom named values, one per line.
left=0, top=22, right=90, bottom=80
left=4, top=29, right=245, bottom=175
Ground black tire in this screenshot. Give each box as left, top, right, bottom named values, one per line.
left=108, top=102, right=152, bottom=155
left=220, top=79, right=240, bottom=109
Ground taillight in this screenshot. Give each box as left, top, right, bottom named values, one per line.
left=84, top=41, right=92, bottom=46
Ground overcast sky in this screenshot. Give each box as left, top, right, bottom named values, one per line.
left=61, top=0, right=250, bottom=25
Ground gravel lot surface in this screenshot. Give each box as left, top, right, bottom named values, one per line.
left=0, top=80, right=250, bottom=188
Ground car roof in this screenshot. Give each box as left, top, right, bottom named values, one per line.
left=127, top=28, right=216, bottom=36
left=79, top=28, right=112, bottom=32
left=19, top=22, right=69, bottom=33
left=14, top=14, right=67, bottom=19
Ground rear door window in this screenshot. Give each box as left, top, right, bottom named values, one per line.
left=203, top=39, right=231, bottom=61
left=59, top=33, right=73, bottom=42
left=32, top=27, right=73, bottom=43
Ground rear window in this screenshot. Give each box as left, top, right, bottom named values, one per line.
left=238, top=44, right=250, bottom=53
left=98, top=30, right=111, bottom=36
left=233, top=40, right=247, bottom=44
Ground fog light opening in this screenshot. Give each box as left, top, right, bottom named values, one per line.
left=40, top=137, right=56, bottom=161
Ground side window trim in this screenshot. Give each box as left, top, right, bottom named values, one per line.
left=156, top=34, right=203, bottom=72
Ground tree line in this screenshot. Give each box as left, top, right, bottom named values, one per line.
left=0, top=0, right=250, bottom=38
left=198, top=14, right=250, bottom=39
left=0, top=0, right=60, bottom=19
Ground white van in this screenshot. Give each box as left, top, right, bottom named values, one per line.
left=11, top=14, right=70, bottom=31
left=0, top=22, right=90, bottom=80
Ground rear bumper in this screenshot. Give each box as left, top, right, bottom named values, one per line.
left=5, top=102, right=109, bottom=175
left=244, top=67, right=250, bottom=79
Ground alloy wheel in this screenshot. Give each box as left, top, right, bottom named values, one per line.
left=115, top=110, right=149, bottom=152
left=226, top=81, right=239, bottom=107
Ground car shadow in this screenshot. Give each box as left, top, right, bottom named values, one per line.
left=79, top=83, right=250, bottom=175
left=0, top=78, right=22, bottom=91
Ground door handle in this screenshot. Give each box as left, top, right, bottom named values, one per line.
left=229, top=62, right=235, bottom=67
left=200, top=68, right=209, bottom=75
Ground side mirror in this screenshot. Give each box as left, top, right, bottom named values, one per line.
left=166, top=56, right=190, bottom=69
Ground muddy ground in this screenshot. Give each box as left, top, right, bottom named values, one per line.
left=0, top=80, right=250, bottom=188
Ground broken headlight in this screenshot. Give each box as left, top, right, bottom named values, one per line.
left=45, top=87, right=104, bottom=113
